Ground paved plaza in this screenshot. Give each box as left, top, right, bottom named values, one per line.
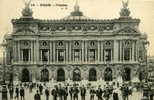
left=0, top=84, right=143, bottom=100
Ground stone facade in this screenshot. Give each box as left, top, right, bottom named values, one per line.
left=2, top=1, right=148, bottom=83
left=148, top=57, right=154, bottom=82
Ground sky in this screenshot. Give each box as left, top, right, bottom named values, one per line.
left=0, top=0, right=154, bottom=57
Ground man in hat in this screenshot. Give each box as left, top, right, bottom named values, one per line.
left=45, top=87, right=50, bottom=100
left=20, top=87, right=25, bottom=100
left=90, top=86, right=95, bottom=100
left=73, top=85, right=79, bottom=100
left=96, top=85, right=103, bottom=100
left=34, top=90, right=41, bottom=100
left=51, top=85, right=58, bottom=100
left=80, top=85, right=86, bottom=100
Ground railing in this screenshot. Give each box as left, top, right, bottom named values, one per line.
left=12, top=60, right=139, bottom=65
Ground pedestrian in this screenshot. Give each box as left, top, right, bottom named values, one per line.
left=2, top=85, right=8, bottom=100
left=120, top=84, right=129, bottom=100
left=34, top=90, right=41, bottom=100
left=149, top=89, right=153, bottom=100
left=90, top=86, right=95, bottom=100
left=63, top=86, right=68, bottom=100
left=69, top=86, right=73, bottom=100
left=29, top=83, right=33, bottom=93
left=45, top=88, right=50, bottom=100
left=96, top=85, right=103, bottom=100
left=73, top=85, right=79, bottom=100
left=103, top=87, right=110, bottom=100
left=39, top=84, right=43, bottom=95
left=80, top=85, right=86, bottom=100
left=58, top=84, right=64, bottom=100
left=51, top=85, right=58, bottom=100
left=9, top=86, right=14, bottom=99
left=112, top=89, right=119, bottom=100
left=20, top=87, right=25, bottom=100
left=15, top=86, right=19, bottom=100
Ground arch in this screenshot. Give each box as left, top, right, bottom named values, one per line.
left=57, top=68, right=65, bottom=81
left=104, top=67, right=112, bottom=81
left=41, top=68, right=49, bottom=82
left=89, top=68, right=97, bottom=81
left=21, top=68, right=30, bottom=82
left=73, top=68, right=81, bottom=81
left=122, top=67, right=131, bottom=81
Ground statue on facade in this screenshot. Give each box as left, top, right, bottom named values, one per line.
left=120, top=0, right=130, bottom=17
left=22, top=0, right=33, bottom=17
left=122, top=0, right=129, bottom=8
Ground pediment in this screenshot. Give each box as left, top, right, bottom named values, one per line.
left=116, top=27, right=139, bottom=33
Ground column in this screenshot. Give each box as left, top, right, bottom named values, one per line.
left=35, top=39, right=39, bottom=64
left=13, top=41, right=17, bottom=63
left=132, top=41, right=135, bottom=61
left=53, top=41, right=56, bottom=63
left=50, top=41, right=52, bottom=64
left=66, top=41, right=69, bottom=63
left=29, top=48, right=31, bottom=63
left=69, top=41, right=72, bottom=63
left=85, top=41, right=87, bottom=63
left=134, top=41, right=137, bottom=61
left=18, top=41, right=20, bottom=63
left=31, top=41, right=33, bottom=64
left=118, top=40, right=120, bottom=61
left=120, top=41, right=122, bottom=62
left=98, top=41, right=100, bottom=63
left=114, top=40, right=118, bottom=63
left=82, top=40, right=84, bottom=63
left=34, top=40, right=37, bottom=64
left=100, top=41, right=103, bottom=63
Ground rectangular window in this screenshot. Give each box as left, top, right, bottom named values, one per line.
left=23, top=49, right=29, bottom=62
left=124, top=48, right=130, bottom=61
left=89, top=49, right=95, bottom=61
left=104, top=49, right=111, bottom=61
left=41, top=49, right=49, bottom=62
left=74, top=49, right=80, bottom=62
left=58, top=49, right=64, bottom=62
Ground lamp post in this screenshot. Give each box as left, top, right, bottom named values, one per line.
left=144, top=41, right=149, bottom=82
left=1, top=40, right=8, bottom=100
left=141, top=41, right=150, bottom=100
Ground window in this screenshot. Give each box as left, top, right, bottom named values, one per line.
left=104, top=49, right=111, bottom=61
left=23, top=49, right=29, bottom=62
left=58, top=49, right=64, bottom=62
left=89, top=49, right=95, bottom=61
left=74, top=49, right=80, bottom=62
left=124, top=48, right=130, bottom=61
left=41, top=49, right=49, bottom=62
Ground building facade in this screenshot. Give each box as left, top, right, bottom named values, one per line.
left=2, top=2, right=149, bottom=83
left=147, top=57, right=154, bottom=82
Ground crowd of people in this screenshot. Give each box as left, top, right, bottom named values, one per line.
left=1, top=81, right=154, bottom=100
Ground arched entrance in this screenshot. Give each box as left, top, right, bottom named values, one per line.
left=104, top=68, right=112, bottom=81
left=73, top=68, right=81, bottom=81
left=57, top=68, right=65, bottom=81
left=89, top=68, right=97, bottom=81
left=41, top=69, right=49, bottom=82
left=122, top=67, right=131, bottom=81
left=21, top=68, right=30, bottom=82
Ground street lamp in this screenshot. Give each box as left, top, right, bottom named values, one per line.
left=1, top=39, right=8, bottom=100
left=1, top=39, right=7, bottom=84
left=141, top=41, right=150, bottom=100
left=144, top=41, right=149, bottom=82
